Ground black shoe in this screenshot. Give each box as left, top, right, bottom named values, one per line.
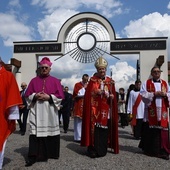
left=158, top=149, right=169, bottom=160
left=87, top=146, right=97, bottom=158
left=158, top=154, right=169, bottom=160
left=21, top=132, right=25, bottom=136
left=89, top=152, right=97, bottom=158
left=64, top=130, right=67, bottom=133
left=74, top=140, right=81, bottom=143
left=25, top=160, right=36, bottom=167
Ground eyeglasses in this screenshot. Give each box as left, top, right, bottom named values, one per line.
left=152, top=70, right=161, bottom=73
left=21, top=85, right=26, bottom=87
left=40, top=66, right=49, bottom=69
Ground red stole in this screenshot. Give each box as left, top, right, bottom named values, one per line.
left=146, top=79, right=169, bottom=128
left=93, top=94, right=109, bottom=126
left=91, top=78, right=110, bottom=127
left=131, top=93, right=141, bottom=126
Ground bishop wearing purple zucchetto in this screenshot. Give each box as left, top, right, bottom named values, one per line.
left=24, top=57, right=64, bottom=167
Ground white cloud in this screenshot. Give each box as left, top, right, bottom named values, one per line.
left=110, top=61, right=136, bottom=91
left=31, top=0, right=123, bottom=18
left=37, top=9, right=78, bottom=40
left=9, top=0, right=21, bottom=8
left=167, top=2, right=170, bottom=9
left=123, top=12, right=170, bottom=38
left=60, top=75, right=81, bottom=93
left=52, top=55, right=86, bottom=78
left=0, top=13, right=33, bottom=46
left=31, top=0, right=81, bottom=13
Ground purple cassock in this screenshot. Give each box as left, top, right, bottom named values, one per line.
left=25, top=75, right=64, bottom=99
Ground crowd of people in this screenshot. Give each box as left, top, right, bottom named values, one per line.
left=1, top=56, right=170, bottom=169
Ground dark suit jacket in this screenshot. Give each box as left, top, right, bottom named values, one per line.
left=60, top=91, right=72, bottom=112
left=20, top=90, right=28, bottom=110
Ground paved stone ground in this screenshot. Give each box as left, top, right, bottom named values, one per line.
left=2, top=119, right=170, bottom=170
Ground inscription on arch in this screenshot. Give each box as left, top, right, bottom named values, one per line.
left=110, top=40, right=166, bottom=51
left=14, top=43, right=62, bottom=53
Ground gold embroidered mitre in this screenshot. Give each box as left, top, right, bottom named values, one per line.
left=94, top=57, right=108, bottom=68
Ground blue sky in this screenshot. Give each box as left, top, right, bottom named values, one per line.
left=0, top=0, right=170, bottom=91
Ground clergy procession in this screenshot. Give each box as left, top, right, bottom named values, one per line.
left=1, top=56, right=170, bottom=169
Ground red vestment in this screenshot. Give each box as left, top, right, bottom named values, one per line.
left=131, top=94, right=142, bottom=126
left=0, top=66, right=22, bottom=151
left=81, top=76, right=119, bottom=154
left=72, top=81, right=85, bottom=118
left=146, top=79, right=169, bottom=127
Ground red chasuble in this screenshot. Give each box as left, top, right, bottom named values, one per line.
left=81, top=76, right=119, bottom=154
left=72, top=82, right=85, bottom=118
left=0, top=66, right=22, bottom=151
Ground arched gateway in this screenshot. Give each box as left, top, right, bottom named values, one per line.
left=12, top=12, right=168, bottom=86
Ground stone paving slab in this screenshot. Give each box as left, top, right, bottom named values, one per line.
left=2, top=119, right=170, bottom=170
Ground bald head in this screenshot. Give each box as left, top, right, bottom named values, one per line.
left=21, top=82, right=27, bottom=89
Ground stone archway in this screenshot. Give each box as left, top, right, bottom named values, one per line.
left=12, top=12, right=168, bottom=86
